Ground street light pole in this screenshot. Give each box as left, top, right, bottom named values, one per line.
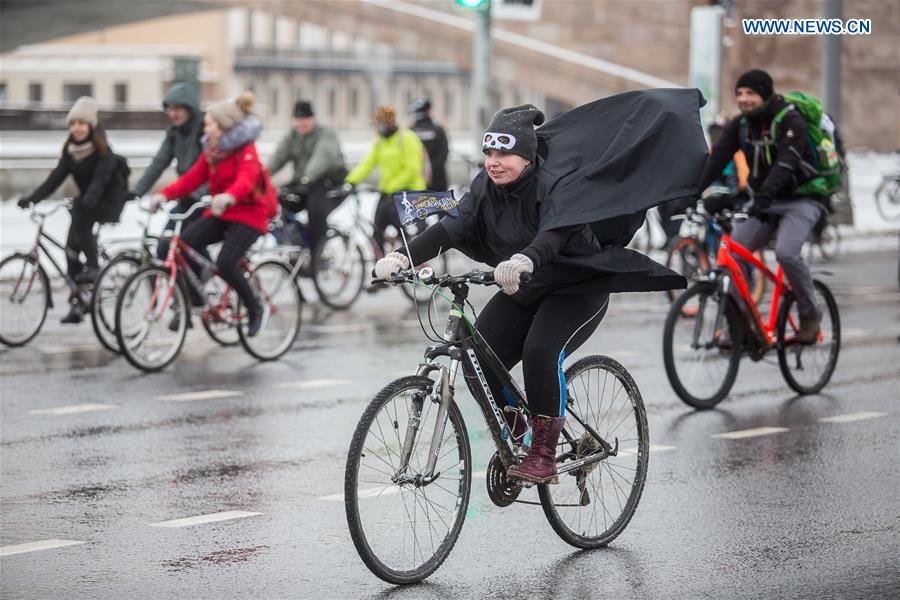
left=821, top=0, right=842, bottom=123
left=471, top=2, right=492, bottom=153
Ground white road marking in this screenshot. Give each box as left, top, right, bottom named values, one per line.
left=275, top=379, right=351, bottom=390
left=156, top=390, right=244, bottom=402
left=712, top=426, right=789, bottom=440
left=40, top=345, right=105, bottom=355
left=0, top=539, right=85, bottom=557
left=308, top=323, right=372, bottom=333
left=28, top=403, right=117, bottom=416
left=841, top=328, right=873, bottom=339
left=620, top=444, right=677, bottom=455
left=819, top=411, right=887, bottom=424
left=148, top=510, right=262, bottom=528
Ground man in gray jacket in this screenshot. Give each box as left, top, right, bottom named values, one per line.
left=131, top=83, right=207, bottom=259
left=268, top=100, right=346, bottom=253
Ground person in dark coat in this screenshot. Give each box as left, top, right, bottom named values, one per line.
left=131, top=83, right=210, bottom=260
left=697, top=69, right=826, bottom=343
left=409, top=96, right=450, bottom=192
left=374, top=91, right=707, bottom=485
left=17, top=96, right=128, bottom=323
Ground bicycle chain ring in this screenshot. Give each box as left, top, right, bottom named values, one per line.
left=486, top=452, right=521, bottom=508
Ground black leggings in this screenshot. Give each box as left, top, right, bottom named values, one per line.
left=66, top=209, right=99, bottom=276
left=180, top=217, right=261, bottom=312
left=373, top=193, right=402, bottom=253
left=282, top=184, right=341, bottom=251
left=475, top=291, right=610, bottom=418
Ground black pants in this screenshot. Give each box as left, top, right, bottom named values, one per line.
left=157, top=197, right=209, bottom=261
left=281, top=184, right=341, bottom=251
left=373, top=193, right=402, bottom=253
left=180, top=217, right=261, bottom=313
left=475, top=291, right=610, bottom=417
left=66, top=209, right=99, bottom=276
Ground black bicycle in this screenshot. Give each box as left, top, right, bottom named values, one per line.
left=345, top=268, right=649, bottom=584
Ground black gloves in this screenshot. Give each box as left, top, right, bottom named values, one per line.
left=747, top=194, right=773, bottom=219
left=17, top=197, right=32, bottom=209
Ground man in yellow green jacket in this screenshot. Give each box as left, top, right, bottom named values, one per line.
left=345, top=105, right=426, bottom=251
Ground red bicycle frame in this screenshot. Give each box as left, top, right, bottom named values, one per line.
left=715, top=231, right=792, bottom=346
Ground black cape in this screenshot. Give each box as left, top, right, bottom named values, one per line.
left=441, top=89, right=708, bottom=304
left=536, top=88, right=708, bottom=230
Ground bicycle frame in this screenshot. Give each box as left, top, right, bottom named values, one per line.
left=392, top=274, right=617, bottom=487
left=714, top=231, right=790, bottom=345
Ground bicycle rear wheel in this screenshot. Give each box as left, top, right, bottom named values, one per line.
left=345, top=376, right=471, bottom=585
left=816, top=223, right=841, bottom=261
left=776, top=280, right=841, bottom=394
left=90, top=254, right=141, bottom=353
left=312, top=229, right=365, bottom=310
left=115, top=265, right=188, bottom=372
left=539, top=355, right=649, bottom=549
left=237, top=260, right=302, bottom=360
left=0, top=253, right=49, bottom=347
left=663, top=281, right=743, bottom=409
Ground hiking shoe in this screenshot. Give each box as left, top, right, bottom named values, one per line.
left=796, top=317, right=820, bottom=344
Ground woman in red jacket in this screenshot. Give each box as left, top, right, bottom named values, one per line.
left=149, top=92, right=267, bottom=336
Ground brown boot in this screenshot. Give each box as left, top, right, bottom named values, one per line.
left=507, top=415, right=565, bottom=484
left=796, top=317, right=821, bottom=344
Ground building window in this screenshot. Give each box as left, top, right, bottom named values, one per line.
left=349, top=86, right=359, bottom=119
left=270, top=85, right=279, bottom=117
left=28, top=82, right=43, bottom=106
left=445, top=88, right=454, bottom=122
left=114, top=83, right=128, bottom=108
left=63, top=84, right=93, bottom=103
left=0, top=83, right=9, bottom=104
left=328, top=87, right=336, bottom=118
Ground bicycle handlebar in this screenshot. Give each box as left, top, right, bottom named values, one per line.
left=29, top=198, right=74, bottom=224
left=373, top=268, right=532, bottom=290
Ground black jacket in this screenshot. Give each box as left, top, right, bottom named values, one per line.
left=411, top=116, right=449, bottom=191
left=698, top=95, right=817, bottom=199
left=25, top=136, right=128, bottom=223
left=410, top=161, right=685, bottom=305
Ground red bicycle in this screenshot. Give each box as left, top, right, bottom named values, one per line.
left=114, top=199, right=302, bottom=372
left=662, top=211, right=840, bottom=409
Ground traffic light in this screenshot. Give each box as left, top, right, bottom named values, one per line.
left=455, top=0, right=489, bottom=10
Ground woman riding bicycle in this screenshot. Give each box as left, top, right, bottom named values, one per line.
left=375, top=95, right=707, bottom=485
left=149, top=91, right=267, bottom=337
left=17, top=96, right=128, bottom=323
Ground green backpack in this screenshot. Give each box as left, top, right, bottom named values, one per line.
left=740, top=91, right=843, bottom=197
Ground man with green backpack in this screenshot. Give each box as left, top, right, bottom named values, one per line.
left=697, top=69, right=843, bottom=343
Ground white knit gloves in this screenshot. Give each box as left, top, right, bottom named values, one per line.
left=211, top=193, right=235, bottom=216
left=494, top=253, right=533, bottom=295
left=374, top=251, right=410, bottom=279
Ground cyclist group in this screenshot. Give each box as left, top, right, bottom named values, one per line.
left=15, top=68, right=839, bottom=482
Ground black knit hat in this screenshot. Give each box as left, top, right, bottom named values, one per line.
left=483, top=104, right=546, bottom=161
left=735, top=69, right=774, bottom=101
left=293, top=100, right=314, bottom=118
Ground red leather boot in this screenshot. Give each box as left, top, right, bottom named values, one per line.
left=507, top=415, right=565, bottom=484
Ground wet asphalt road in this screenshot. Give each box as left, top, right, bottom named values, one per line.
left=2, top=249, right=899, bottom=599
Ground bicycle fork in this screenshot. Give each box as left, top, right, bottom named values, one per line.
left=395, top=360, right=460, bottom=486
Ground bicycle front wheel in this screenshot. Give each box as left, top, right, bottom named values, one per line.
left=539, top=355, right=649, bottom=548
left=663, top=281, right=743, bottom=409
left=115, top=265, right=188, bottom=372
left=238, top=260, right=302, bottom=360
left=665, top=237, right=710, bottom=307
left=874, top=177, right=900, bottom=223
left=345, top=376, right=471, bottom=585
left=776, top=279, right=841, bottom=394
left=0, top=253, right=49, bottom=347
left=91, top=254, right=141, bottom=353
left=312, top=229, right=365, bottom=310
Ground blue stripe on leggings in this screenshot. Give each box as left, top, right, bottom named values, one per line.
left=557, top=349, right=567, bottom=417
